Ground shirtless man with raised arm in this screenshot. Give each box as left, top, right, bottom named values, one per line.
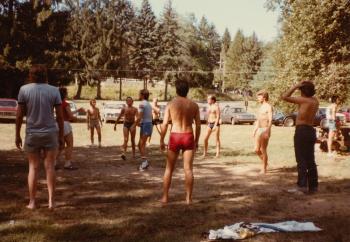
left=114, top=97, right=138, bottom=160
left=281, top=80, right=319, bottom=194
left=253, top=90, right=273, bottom=174
left=160, top=78, right=201, bottom=205
left=203, top=95, right=221, bottom=158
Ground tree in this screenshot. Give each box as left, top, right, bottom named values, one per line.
left=221, top=28, right=231, bottom=55
left=158, top=0, right=183, bottom=100
left=67, top=0, right=135, bottom=99
left=131, top=0, right=160, bottom=89
left=265, top=0, right=350, bottom=109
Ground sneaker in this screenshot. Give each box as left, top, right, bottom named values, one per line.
left=121, top=154, right=126, bottom=160
left=139, top=160, right=149, bottom=171
left=287, top=187, right=307, bottom=195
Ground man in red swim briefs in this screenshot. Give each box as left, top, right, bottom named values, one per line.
left=160, top=77, right=201, bottom=205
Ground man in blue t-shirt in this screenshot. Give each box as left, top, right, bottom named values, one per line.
left=15, top=64, right=64, bottom=209
left=132, top=89, right=153, bottom=171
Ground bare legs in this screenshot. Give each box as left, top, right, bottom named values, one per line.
left=161, top=149, right=194, bottom=205
left=121, top=127, right=136, bottom=158
left=254, top=133, right=269, bottom=174
left=138, top=135, right=149, bottom=159
left=27, top=153, right=40, bottom=209
left=161, top=150, right=178, bottom=204
left=27, top=149, right=57, bottom=209
left=64, top=132, right=73, bottom=167
left=203, top=127, right=220, bottom=157
left=327, top=130, right=335, bottom=155
left=90, top=126, right=102, bottom=147
left=122, top=127, right=129, bottom=155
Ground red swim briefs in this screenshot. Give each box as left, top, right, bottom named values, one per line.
left=168, top=132, right=195, bottom=153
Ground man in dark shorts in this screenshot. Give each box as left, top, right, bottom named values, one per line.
left=203, top=95, right=221, bottom=158
left=15, top=64, right=64, bottom=209
left=160, top=77, right=201, bottom=205
left=114, top=97, right=138, bottom=159
left=281, top=80, right=319, bottom=194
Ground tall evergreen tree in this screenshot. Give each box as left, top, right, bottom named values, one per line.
left=158, top=0, right=182, bottom=100
left=221, top=28, right=231, bottom=54
left=131, top=0, right=159, bottom=88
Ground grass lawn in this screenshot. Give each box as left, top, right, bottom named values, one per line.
left=0, top=123, right=349, bottom=242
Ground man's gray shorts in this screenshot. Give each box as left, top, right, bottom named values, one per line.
left=24, top=132, right=59, bottom=153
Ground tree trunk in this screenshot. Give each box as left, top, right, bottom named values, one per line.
left=164, top=77, right=168, bottom=101
left=119, top=76, right=122, bottom=100
left=96, top=80, right=102, bottom=99
left=74, top=76, right=83, bottom=99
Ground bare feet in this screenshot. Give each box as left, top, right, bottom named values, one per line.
left=160, top=196, right=168, bottom=205
left=48, top=200, right=56, bottom=210
left=26, top=201, right=36, bottom=210
left=259, top=169, right=267, bottom=175
left=186, top=198, right=192, bottom=205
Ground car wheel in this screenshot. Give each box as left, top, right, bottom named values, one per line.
left=320, top=118, right=327, bottom=129
left=283, top=117, right=295, bottom=127
left=231, top=118, right=236, bottom=125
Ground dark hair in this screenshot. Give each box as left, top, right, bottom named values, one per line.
left=256, top=89, right=269, bottom=101
left=208, top=95, right=217, bottom=103
left=175, top=79, right=189, bottom=97
left=299, top=81, right=315, bottom=97
left=140, top=89, right=150, bottom=100
left=126, top=96, right=133, bottom=101
left=28, top=64, right=48, bottom=83
left=59, top=87, right=68, bottom=100
left=330, top=95, right=338, bottom=103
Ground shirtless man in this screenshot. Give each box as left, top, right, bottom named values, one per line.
left=114, top=97, right=138, bottom=159
left=160, top=78, right=201, bottom=205
left=281, top=80, right=319, bottom=193
left=87, top=99, right=103, bottom=147
left=253, top=90, right=273, bottom=174
left=203, top=95, right=221, bottom=158
left=147, top=97, right=161, bottom=145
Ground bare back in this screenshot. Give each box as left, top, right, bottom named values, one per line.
left=167, top=97, right=200, bottom=133
left=124, top=106, right=138, bottom=123
left=296, top=97, right=319, bottom=126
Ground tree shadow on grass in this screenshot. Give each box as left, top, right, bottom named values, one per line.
left=1, top=147, right=350, bottom=242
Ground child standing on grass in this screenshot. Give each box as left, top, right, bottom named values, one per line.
left=87, top=99, right=103, bottom=147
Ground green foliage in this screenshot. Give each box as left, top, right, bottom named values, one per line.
left=225, top=30, right=263, bottom=89
left=265, top=0, right=350, bottom=111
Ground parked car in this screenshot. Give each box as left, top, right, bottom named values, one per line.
left=0, top=98, right=17, bottom=120
left=66, top=101, right=78, bottom=118
left=318, top=107, right=346, bottom=128
left=158, top=104, right=167, bottom=121
left=272, top=111, right=297, bottom=127
left=339, top=107, right=350, bottom=122
left=273, top=107, right=346, bottom=127
left=221, top=106, right=256, bottom=125
left=101, top=103, right=125, bottom=123
left=198, top=105, right=208, bottom=123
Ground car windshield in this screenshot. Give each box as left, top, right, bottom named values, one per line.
left=231, top=108, right=244, bottom=113
left=105, top=104, right=123, bottom=109
left=0, top=100, right=17, bottom=107
left=318, top=108, right=326, bottom=114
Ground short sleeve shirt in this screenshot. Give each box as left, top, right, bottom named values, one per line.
left=18, top=83, right=61, bottom=133
left=138, top=100, right=153, bottom=123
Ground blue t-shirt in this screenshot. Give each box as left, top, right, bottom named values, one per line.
left=18, top=83, right=62, bottom=133
left=139, top=100, right=153, bottom=123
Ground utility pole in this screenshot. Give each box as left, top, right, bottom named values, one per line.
left=219, top=52, right=226, bottom=93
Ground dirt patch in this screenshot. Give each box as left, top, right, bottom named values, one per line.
left=0, top=123, right=349, bottom=241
